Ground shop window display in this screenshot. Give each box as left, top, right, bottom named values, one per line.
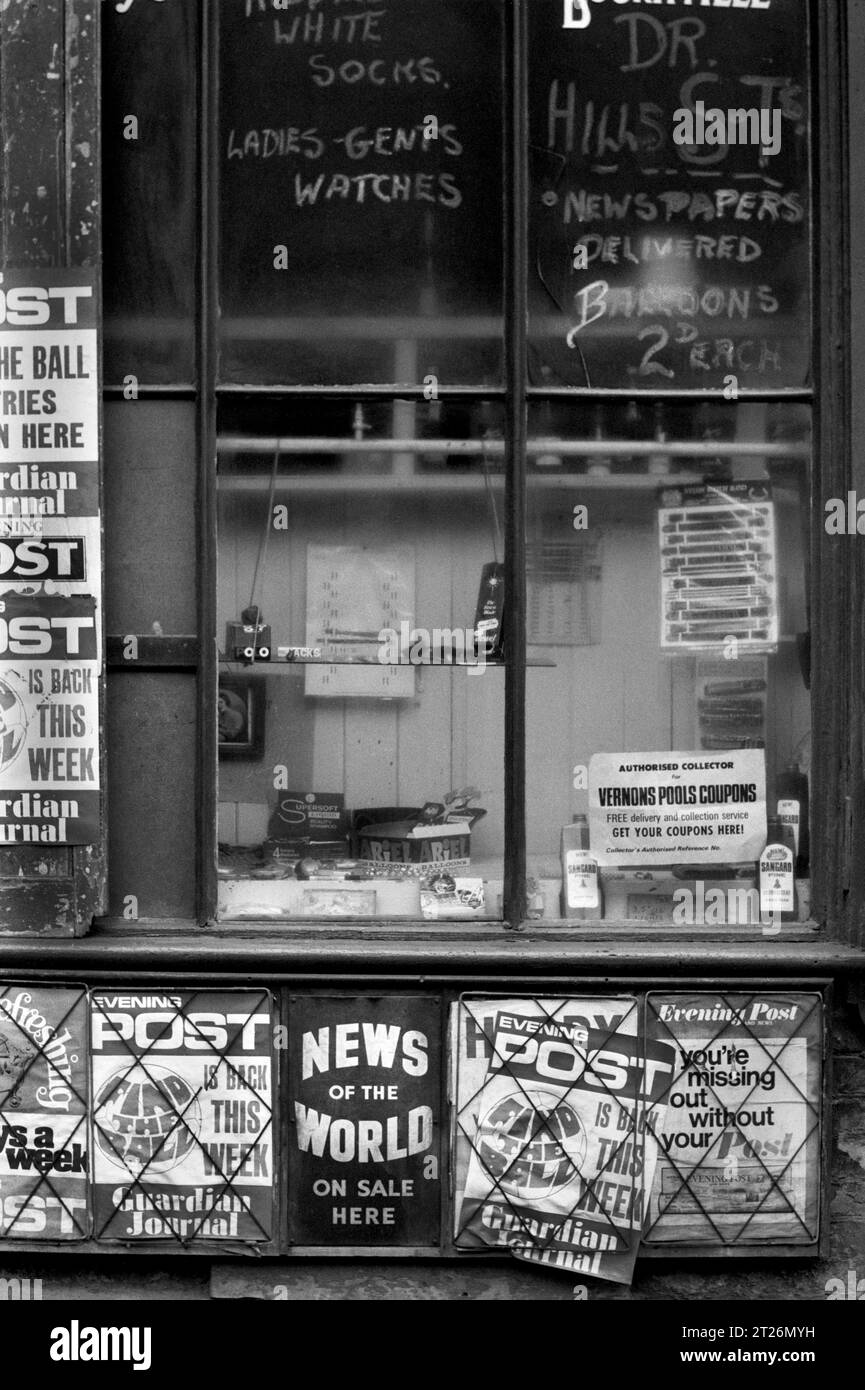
left=526, top=401, right=811, bottom=926
left=217, top=400, right=507, bottom=921
left=213, top=0, right=813, bottom=930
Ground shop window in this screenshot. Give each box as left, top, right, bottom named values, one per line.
left=210, top=0, right=816, bottom=932
left=527, top=0, right=811, bottom=391
left=526, top=400, right=812, bottom=926
left=216, top=398, right=507, bottom=921
left=218, top=0, right=505, bottom=386
left=101, top=0, right=198, bottom=386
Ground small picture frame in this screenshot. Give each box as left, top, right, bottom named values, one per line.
left=218, top=676, right=265, bottom=760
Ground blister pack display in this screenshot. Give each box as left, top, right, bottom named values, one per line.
left=659, top=483, right=778, bottom=655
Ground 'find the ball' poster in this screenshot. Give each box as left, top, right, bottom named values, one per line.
left=451, top=997, right=675, bottom=1284
left=90, top=989, right=275, bottom=1244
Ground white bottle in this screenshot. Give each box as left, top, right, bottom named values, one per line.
left=561, top=814, right=602, bottom=921
left=759, top=818, right=796, bottom=922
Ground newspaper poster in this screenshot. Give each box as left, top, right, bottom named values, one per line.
left=0, top=268, right=102, bottom=850
left=589, top=749, right=767, bottom=866
left=0, top=985, right=89, bottom=1240
left=0, top=517, right=98, bottom=588
left=0, top=461, right=99, bottom=528
left=451, top=997, right=676, bottom=1284
left=0, top=592, right=100, bottom=845
left=643, top=992, right=822, bottom=1246
left=0, top=269, right=99, bottom=466
left=289, top=995, right=441, bottom=1245
left=91, top=989, right=274, bottom=1244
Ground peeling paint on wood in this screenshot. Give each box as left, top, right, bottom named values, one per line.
left=0, top=0, right=103, bottom=934
left=0, top=883, right=76, bottom=932
left=0, top=847, right=70, bottom=878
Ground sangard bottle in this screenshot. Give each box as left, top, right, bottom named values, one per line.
left=560, top=814, right=602, bottom=921
left=759, top=817, right=797, bottom=924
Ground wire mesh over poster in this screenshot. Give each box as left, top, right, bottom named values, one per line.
left=90, top=989, right=275, bottom=1245
left=0, top=984, right=826, bottom=1261
left=450, top=996, right=676, bottom=1284
left=643, top=992, right=822, bottom=1246
left=0, top=985, right=89, bottom=1240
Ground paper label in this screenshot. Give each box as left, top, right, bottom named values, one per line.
left=759, top=843, right=794, bottom=913
left=564, top=853, right=600, bottom=909
left=589, top=750, right=766, bottom=866
left=777, top=799, right=800, bottom=856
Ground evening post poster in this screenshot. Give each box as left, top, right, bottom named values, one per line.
left=90, top=991, right=275, bottom=1243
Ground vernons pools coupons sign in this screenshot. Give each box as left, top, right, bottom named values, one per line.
left=589, top=750, right=766, bottom=865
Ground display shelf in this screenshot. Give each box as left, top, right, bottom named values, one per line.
left=217, top=437, right=811, bottom=460
left=218, top=653, right=557, bottom=671
left=217, top=470, right=711, bottom=495
left=217, top=438, right=809, bottom=502
left=218, top=466, right=808, bottom=498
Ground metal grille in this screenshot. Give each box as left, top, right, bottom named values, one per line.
left=451, top=995, right=656, bottom=1281
left=90, top=988, right=275, bottom=1246
left=642, top=991, right=822, bottom=1246
left=0, top=985, right=89, bottom=1241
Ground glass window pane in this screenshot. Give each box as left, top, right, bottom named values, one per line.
left=525, top=400, right=812, bottom=927
left=216, top=399, right=506, bottom=921
left=528, top=0, right=811, bottom=390
left=104, top=402, right=198, bottom=635
left=218, top=0, right=504, bottom=385
left=101, top=1, right=198, bottom=385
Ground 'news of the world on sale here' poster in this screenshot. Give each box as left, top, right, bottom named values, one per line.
left=90, top=990, right=274, bottom=1243
left=451, top=997, right=676, bottom=1284
left=0, top=268, right=101, bottom=848
left=644, top=993, right=822, bottom=1246
left=0, top=986, right=89, bottom=1240
left=289, top=995, right=441, bottom=1245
